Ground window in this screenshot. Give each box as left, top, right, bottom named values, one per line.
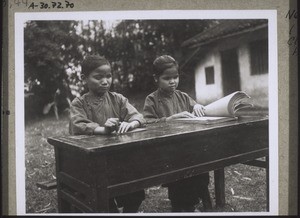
left=205, top=66, right=215, bottom=84
left=250, top=39, right=268, bottom=75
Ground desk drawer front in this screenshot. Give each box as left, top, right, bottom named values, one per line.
left=56, top=148, right=94, bottom=184
left=106, top=124, right=268, bottom=188
left=55, top=147, right=110, bottom=212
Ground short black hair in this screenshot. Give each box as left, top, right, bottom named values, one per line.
left=153, top=55, right=179, bottom=77
left=81, top=55, right=111, bottom=77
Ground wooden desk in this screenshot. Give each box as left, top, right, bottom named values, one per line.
left=47, top=116, right=269, bottom=213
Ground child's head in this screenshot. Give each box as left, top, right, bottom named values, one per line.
left=153, top=55, right=179, bottom=93
left=81, top=55, right=112, bottom=96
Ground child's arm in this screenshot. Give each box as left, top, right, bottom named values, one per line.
left=181, top=92, right=205, bottom=117
left=143, top=95, right=196, bottom=122
left=94, top=118, right=120, bottom=134
left=118, top=94, right=146, bottom=127
left=117, top=120, right=140, bottom=134
left=165, top=111, right=196, bottom=121
left=93, top=126, right=109, bottom=134
left=69, top=98, right=100, bottom=135
left=193, top=104, right=206, bottom=117
left=71, top=96, right=136, bottom=135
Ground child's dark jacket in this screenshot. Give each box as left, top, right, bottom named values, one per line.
left=69, top=91, right=145, bottom=135
left=143, top=89, right=196, bottom=123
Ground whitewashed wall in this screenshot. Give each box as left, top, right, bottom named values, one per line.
left=194, top=43, right=268, bottom=108
left=194, top=49, right=223, bottom=105
left=238, top=44, right=269, bottom=108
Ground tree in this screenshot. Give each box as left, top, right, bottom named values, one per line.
left=113, top=20, right=216, bottom=93
left=24, top=21, right=87, bottom=116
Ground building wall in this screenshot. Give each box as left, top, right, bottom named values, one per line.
left=194, top=30, right=268, bottom=108
left=238, top=44, right=268, bottom=108
left=195, top=49, right=223, bottom=105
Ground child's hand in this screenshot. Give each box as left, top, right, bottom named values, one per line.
left=169, top=111, right=196, bottom=120
left=104, top=118, right=120, bottom=133
left=117, top=120, right=139, bottom=134
left=193, top=104, right=205, bottom=117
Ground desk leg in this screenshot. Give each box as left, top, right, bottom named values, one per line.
left=91, top=156, right=110, bottom=213
left=54, top=147, right=71, bottom=213
left=57, top=189, right=72, bottom=213
left=95, top=188, right=109, bottom=212
left=266, top=156, right=269, bottom=211
left=214, top=168, right=225, bottom=208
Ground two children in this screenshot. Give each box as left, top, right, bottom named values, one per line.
left=69, top=54, right=211, bottom=213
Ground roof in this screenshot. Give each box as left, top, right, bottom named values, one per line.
left=182, top=19, right=268, bottom=49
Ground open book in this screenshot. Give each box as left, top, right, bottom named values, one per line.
left=176, top=91, right=253, bottom=124
left=203, top=91, right=253, bottom=117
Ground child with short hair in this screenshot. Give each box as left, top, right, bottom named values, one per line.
left=143, top=55, right=212, bottom=212
left=69, top=55, right=145, bottom=213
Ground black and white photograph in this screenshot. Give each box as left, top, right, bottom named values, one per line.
left=14, top=10, right=278, bottom=215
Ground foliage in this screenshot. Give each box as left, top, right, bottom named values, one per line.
left=24, top=21, right=83, bottom=115
left=110, top=20, right=217, bottom=93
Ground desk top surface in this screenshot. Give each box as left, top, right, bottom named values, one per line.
left=48, top=116, right=268, bottom=153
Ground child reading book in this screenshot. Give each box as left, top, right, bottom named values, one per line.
left=69, top=55, right=145, bottom=213
left=143, top=55, right=212, bottom=212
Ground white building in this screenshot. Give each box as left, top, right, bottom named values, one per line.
left=182, top=20, right=268, bottom=108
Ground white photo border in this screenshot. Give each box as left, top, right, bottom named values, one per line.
left=15, top=10, right=278, bottom=216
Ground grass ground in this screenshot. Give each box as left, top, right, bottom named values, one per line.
left=25, top=96, right=268, bottom=214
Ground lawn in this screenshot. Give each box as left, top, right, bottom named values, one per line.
left=25, top=95, right=268, bottom=214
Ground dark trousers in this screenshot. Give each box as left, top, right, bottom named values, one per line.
left=167, top=172, right=211, bottom=211
left=108, top=190, right=145, bottom=213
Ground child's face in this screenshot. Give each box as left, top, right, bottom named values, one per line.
left=157, top=66, right=179, bottom=93
left=85, top=65, right=112, bottom=96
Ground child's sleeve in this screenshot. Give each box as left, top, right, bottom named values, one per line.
left=182, top=92, right=197, bottom=112
left=143, top=95, right=167, bottom=123
left=69, top=97, right=100, bottom=135
left=119, top=95, right=146, bottom=127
